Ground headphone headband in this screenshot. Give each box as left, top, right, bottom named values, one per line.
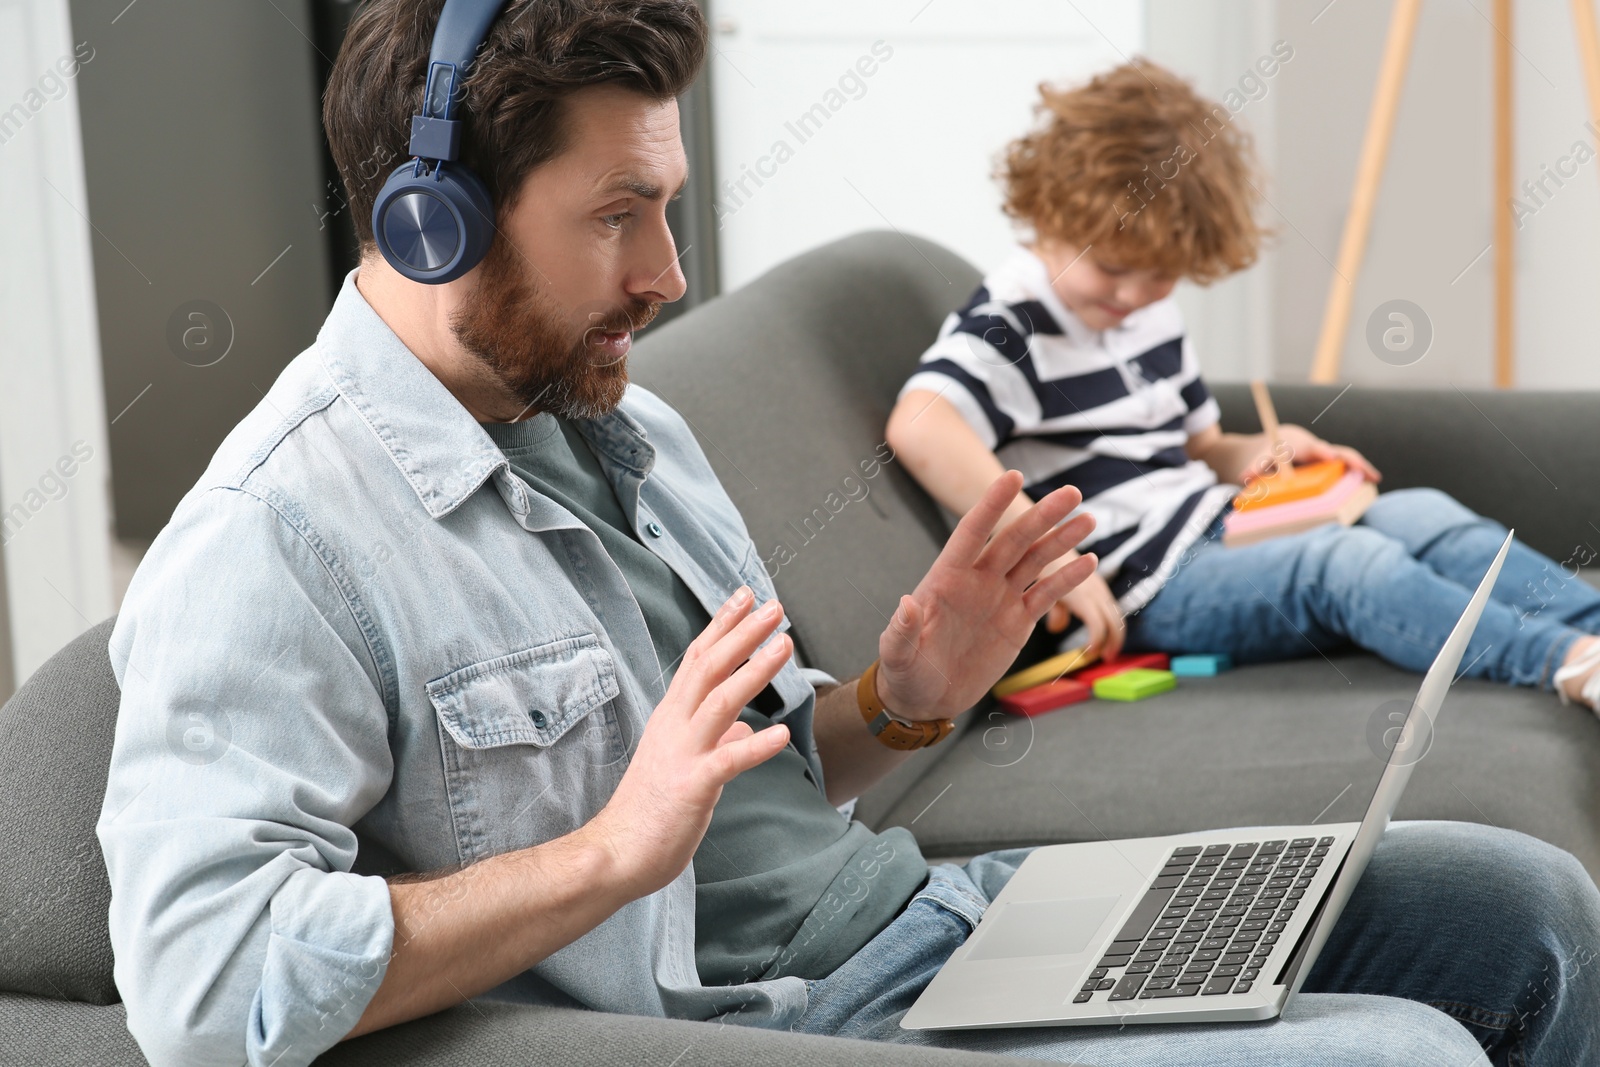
left=411, top=0, right=509, bottom=162
left=372, top=0, right=510, bottom=284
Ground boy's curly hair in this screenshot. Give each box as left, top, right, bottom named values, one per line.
left=1000, top=58, right=1265, bottom=284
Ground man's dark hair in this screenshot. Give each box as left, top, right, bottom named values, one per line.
left=325, top=0, right=707, bottom=249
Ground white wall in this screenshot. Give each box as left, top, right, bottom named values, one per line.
left=1146, top=0, right=1280, bottom=382
left=0, top=0, right=116, bottom=697
left=1268, top=0, right=1494, bottom=387
left=706, top=0, right=1143, bottom=293
left=1221, top=0, right=1600, bottom=389
left=1509, top=0, right=1600, bottom=389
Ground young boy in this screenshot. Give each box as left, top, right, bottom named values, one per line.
left=887, top=58, right=1600, bottom=712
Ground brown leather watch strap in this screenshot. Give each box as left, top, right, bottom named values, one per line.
left=857, top=659, right=955, bottom=751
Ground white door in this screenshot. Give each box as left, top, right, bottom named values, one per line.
left=0, top=0, right=116, bottom=696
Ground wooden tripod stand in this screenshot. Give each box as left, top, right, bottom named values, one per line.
left=1308, top=0, right=1600, bottom=387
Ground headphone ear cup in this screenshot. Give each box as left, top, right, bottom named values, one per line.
left=370, top=161, right=495, bottom=284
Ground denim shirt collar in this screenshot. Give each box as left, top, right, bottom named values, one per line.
left=316, top=269, right=656, bottom=520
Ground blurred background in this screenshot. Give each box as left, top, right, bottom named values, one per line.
left=3, top=0, right=1597, bottom=699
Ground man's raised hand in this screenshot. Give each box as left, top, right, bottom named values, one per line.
left=876, top=471, right=1098, bottom=721
left=588, top=586, right=792, bottom=898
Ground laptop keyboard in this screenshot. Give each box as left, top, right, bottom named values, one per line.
left=1072, top=836, right=1333, bottom=1004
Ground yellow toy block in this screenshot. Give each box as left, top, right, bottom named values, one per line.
left=992, top=646, right=1099, bottom=698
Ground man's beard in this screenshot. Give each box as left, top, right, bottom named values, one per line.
left=450, top=237, right=660, bottom=420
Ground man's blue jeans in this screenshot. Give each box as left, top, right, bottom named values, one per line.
left=795, top=822, right=1599, bottom=1065
left=1123, top=488, right=1600, bottom=689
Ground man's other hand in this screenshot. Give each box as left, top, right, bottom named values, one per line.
left=589, top=587, right=792, bottom=897
left=875, top=471, right=1097, bottom=721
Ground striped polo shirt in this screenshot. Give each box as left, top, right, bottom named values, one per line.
left=899, top=245, right=1237, bottom=619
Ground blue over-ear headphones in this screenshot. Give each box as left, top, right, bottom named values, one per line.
left=371, top=0, right=508, bottom=283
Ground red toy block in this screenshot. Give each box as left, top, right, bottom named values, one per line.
left=998, top=678, right=1092, bottom=717
left=1073, top=653, right=1170, bottom=685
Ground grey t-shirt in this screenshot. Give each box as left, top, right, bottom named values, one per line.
left=481, top=414, right=926, bottom=985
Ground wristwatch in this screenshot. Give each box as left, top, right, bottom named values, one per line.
left=857, top=660, right=955, bottom=750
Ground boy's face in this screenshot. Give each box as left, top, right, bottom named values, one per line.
left=1033, top=240, right=1178, bottom=332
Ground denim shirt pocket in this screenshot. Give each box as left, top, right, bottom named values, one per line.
left=426, top=635, right=623, bottom=863
left=427, top=634, right=620, bottom=749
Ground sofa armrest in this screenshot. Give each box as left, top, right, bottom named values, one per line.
left=1212, top=383, right=1600, bottom=561
left=0, top=992, right=149, bottom=1066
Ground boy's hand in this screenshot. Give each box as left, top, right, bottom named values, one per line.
left=1267, top=425, right=1382, bottom=483
left=1045, top=563, right=1125, bottom=660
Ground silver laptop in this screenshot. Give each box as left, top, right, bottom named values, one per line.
left=902, top=529, right=1514, bottom=1030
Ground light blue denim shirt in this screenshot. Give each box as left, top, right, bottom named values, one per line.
left=96, top=272, right=832, bottom=1067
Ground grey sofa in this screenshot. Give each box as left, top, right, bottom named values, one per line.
left=3, top=231, right=1597, bottom=1065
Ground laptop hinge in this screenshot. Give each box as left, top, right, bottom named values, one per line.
left=1275, top=853, right=1348, bottom=989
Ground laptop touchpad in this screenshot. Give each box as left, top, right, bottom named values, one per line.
left=965, top=896, right=1121, bottom=961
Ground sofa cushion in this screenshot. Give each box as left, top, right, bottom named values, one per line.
left=857, top=651, right=1600, bottom=877
left=0, top=617, right=120, bottom=1004
left=0, top=991, right=1044, bottom=1067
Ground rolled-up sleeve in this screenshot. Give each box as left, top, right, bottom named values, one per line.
left=97, top=486, right=396, bottom=1067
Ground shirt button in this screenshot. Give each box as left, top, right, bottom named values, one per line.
left=645, top=521, right=664, bottom=538
left=529, top=709, right=547, bottom=729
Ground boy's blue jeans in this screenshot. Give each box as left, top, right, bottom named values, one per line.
left=795, top=822, right=1599, bottom=1065
left=1123, top=488, right=1600, bottom=688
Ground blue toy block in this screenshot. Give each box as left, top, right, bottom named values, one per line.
left=1169, top=654, right=1233, bottom=677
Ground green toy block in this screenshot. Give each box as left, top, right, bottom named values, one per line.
left=1170, top=654, right=1232, bottom=677
left=1093, top=668, right=1177, bottom=702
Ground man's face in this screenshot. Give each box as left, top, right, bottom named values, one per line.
left=1035, top=240, right=1178, bottom=332
left=451, top=84, right=689, bottom=419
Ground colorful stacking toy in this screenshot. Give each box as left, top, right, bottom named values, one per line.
left=1092, top=668, right=1177, bottom=702
left=1169, top=653, right=1233, bottom=677
left=1223, top=382, right=1376, bottom=547
left=995, top=648, right=1193, bottom=715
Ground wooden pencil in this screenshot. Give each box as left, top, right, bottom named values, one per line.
left=1251, top=380, right=1282, bottom=475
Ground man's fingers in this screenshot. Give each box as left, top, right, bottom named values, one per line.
left=718, top=720, right=756, bottom=746
left=879, top=595, right=923, bottom=672
left=710, top=722, right=790, bottom=784
left=676, top=597, right=784, bottom=709
left=1046, top=602, right=1071, bottom=634
left=979, top=484, right=1084, bottom=575
left=941, top=470, right=1025, bottom=569
left=1008, top=513, right=1096, bottom=587
left=1023, top=554, right=1098, bottom=617
left=691, top=632, right=791, bottom=745
left=677, top=586, right=754, bottom=681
